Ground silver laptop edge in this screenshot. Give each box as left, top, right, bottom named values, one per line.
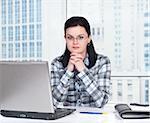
left=0, top=61, right=54, bottom=113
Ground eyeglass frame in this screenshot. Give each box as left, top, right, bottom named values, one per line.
left=65, top=34, right=89, bottom=42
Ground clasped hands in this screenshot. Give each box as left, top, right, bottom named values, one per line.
left=67, top=52, right=86, bottom=72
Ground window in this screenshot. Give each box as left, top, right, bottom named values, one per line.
left=8, top=43, right=13, bottom=58
left=22, top=25, right=27, bottom=41
left=117, top=82, right=122, bottom=101
left=92, top=27, right=95, bottom=35
left=22, top=0, right=27, bottom=23
left=8, top=26, right=13, bottom=41
left=29, top=0, right=34, bottom=22
left=29, top=42, right=34, bottom=57
left=22, top=42, right=27, bottom=57
left=37, top=42, right=42, bottom=58
left=15, top=43, right=20, bottom=58
left=2, top=43, right=6, bottom=58
left=29, top=25, right=34, bottom=40
left=15, top=26, right=20, bottom=41
left=97, top=27, right=100, bottom=35
left=8, top=0, right=13, bottom=24
left=2, top=0, right=6, bottom=24
left=2, top=27, right=6, bottom=41
left=37, top=24, right=41, bottom=40
left=15, top=0, right=20, bottom=24
left=36, top=0, right=41, bottom=22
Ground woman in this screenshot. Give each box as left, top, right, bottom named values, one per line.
left=50, top=16, right=111, bottom=108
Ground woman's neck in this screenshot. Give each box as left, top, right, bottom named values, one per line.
left=81, top=50, right=87, bottom=59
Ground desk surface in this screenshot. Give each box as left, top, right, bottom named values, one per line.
left=0, top=104, right=149, bottom=123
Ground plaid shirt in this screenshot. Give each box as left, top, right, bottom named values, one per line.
left=50, top=54, right=111, bottom=108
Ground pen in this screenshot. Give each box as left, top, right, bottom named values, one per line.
left=79, top=111, right=107, bottom=115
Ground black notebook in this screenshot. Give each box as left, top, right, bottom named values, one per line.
left=115, top=104, right=150, bottom=119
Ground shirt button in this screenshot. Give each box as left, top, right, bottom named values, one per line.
left=77, top=100, right=81, bottom=103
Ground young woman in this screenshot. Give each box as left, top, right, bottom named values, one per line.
left=50, top=16, right=111, bottom=108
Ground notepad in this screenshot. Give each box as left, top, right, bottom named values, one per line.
left=115, top=104, right=150, bottom=119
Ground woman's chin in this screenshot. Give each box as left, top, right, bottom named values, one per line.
left=71, top=50, right=81, bottom=53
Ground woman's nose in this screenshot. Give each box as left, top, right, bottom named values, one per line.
left=73, top=38, right=78, bottom=44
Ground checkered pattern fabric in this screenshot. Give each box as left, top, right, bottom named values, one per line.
left=50, top=54, right=111, bottom=108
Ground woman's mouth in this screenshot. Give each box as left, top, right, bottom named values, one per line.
left=73, top=46, right=79, bottom=49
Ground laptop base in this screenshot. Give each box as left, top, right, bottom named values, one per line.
left=1, top=108, right=76, bottom=120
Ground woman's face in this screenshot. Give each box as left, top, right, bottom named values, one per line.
left=65, top=26, right=91, bottom=54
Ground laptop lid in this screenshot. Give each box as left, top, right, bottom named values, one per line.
left=0, top=61, right=54, bottom=113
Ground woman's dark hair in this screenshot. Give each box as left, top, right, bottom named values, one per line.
left=60, top=16, right=97, bottom=69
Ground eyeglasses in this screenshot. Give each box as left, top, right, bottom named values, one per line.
left=65, top=35, right=88, bottom=42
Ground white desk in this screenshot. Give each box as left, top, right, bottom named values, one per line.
left=0, top=104, right=149, bottom=123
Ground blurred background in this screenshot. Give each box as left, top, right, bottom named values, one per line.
left=0, top=0, right=149, bottom=104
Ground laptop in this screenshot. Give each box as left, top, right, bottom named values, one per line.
left=0, top=61, right=75, bottom=120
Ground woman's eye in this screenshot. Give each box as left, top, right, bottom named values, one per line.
left=67, top=36, right=73, bottom=40
left=78, top=36, right=84, bottom=40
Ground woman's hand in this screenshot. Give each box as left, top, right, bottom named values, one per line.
left=69, top=52, right=86, bottom=72
left=67, top=58, right=74, bottom=72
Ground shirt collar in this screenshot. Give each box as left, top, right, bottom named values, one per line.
left=83, top=53, right=89, bottom=66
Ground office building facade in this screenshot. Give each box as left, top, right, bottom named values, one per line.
left=0, top=0, right=66, bottom=61
left=0, top=0, right=149, bottom=104
left=143, top=0, right=150, bottom=104
left=1, top=0, right=42, bottom=61
left=66, top=0, right=150, bottom=104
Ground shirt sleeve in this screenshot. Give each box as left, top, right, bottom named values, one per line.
left=50, top=60, right=74, bottom=107
left=77, top=56, right=111, bottom=108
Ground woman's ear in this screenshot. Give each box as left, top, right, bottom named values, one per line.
left=64, top=35, right=67, bottom=42
left=88, top=35, right=91, bottom=44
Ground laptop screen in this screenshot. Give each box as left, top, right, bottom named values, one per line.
left=0, top=61, right=54, bottom=113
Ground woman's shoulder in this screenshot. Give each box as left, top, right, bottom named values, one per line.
left=96, top=54, right=110, bottom=63
left=51, top=55, right=62, bottom=65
